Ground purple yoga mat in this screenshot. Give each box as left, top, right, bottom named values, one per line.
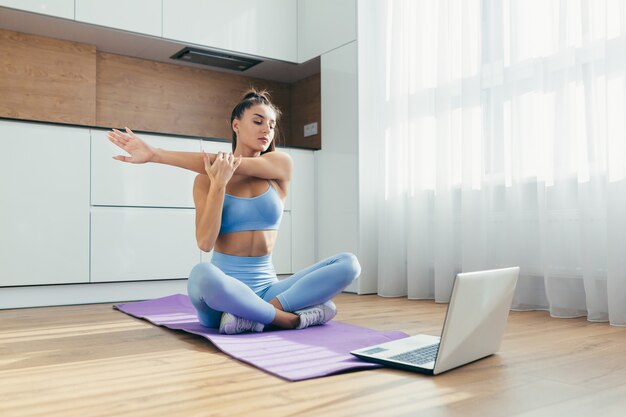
left=114, top=294, right=408, bottom=381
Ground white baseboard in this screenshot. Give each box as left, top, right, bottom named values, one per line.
left=0, top=280, right=189, bottom=309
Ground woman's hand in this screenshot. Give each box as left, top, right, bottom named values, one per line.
left=204, top=151, right=242, bottom=189
left=107, top=127, right=156, bottom=163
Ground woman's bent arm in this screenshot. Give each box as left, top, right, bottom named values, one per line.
left=145, top=147, right=292, bottom=181
left=193, top=175, right=224, bottom=252
left=236, top=151, right=292, bottom=182
left=153, top=149, right=292, bottom=180
left=194, top=152, right=241, bottom=252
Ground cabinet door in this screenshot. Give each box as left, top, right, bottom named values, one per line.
left=91, top=207, right=200, bottom=282
left=0, top=0, right=74, bottom=19
left=277, top=149, right=293, bottom=211
left=162, top=0, right=298, bottom=62
left=273, top=212, right=292, bottom=274
left=318, top=41, right=359, bottom=259
left=298, top=0, right=357, bottom=62
left=289, top=149, right=316, bottom=271
left=92, top=130, right=230, bottom=208
left=0, top=121, right=89, bottom=286
left=75, top=0, right=162, bottom=37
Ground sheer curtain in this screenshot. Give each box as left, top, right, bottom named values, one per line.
left=359, top=0, right=626, bottom=325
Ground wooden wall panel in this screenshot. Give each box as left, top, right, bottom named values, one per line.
left=0, top=29, right=96, bottom=125
left=290, top=73, right=321, bottom=149
left=0, top=28, right=321, bottom=149
left=96, top=53, right=291, bottom=145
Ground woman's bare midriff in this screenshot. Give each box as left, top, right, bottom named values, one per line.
left=214, top=230, right=278, bottom=257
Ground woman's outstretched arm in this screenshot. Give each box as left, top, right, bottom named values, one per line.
left=107, top=127, right=209, bottom=174
left=107, top=127, right=292, bottom=180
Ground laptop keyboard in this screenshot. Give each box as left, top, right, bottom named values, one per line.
left=389, top=343, right=439, bottom=365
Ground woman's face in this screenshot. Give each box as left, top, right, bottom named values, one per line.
left=232, top=104, right=276, bottom=154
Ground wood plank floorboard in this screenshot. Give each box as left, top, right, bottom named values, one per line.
left=1, top=293, right=625, bottom=417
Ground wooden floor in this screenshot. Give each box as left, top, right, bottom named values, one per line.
left=1, top=293, right=625, bottom=417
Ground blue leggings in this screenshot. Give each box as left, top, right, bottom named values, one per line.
left=187, top=252, right=361, bottom=328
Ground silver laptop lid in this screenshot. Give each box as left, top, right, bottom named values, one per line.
left=433, top=267, right=519, bottom=374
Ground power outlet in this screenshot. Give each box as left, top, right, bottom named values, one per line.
left=303, top=122, right=318, bottom=137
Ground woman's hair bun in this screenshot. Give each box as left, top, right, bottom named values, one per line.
left=243, top=89, right=271, bottom=102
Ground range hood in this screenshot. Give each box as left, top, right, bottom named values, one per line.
left=170, top=47, right=263, bottom=71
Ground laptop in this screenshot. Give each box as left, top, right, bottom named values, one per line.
left=351, top=267, right=520, bottom=375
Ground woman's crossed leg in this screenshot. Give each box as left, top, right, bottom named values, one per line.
left=187, top=252, right=361, bottom=333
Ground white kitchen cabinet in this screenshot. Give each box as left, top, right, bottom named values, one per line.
left=272, top=211, right=292, bottom=274
left=0, top=121, right=89, bottom=287
left=1, top=1, right=357, bottom=66
left=91, top=207, right=200, bottom=282
left=318, top=41, right=365, bottom=293
left=91, top=129, right=230, bottom=208
left=288, top=148, right=316, bottom=271
left=277, top=148, right=293, bottom=212
left=298, top=0, right=357, bottom=63
left=75, top=0, right=162, bottom=37
left=199, top=250, right=213, bottom=264
left=1, top=119, right=315, bottom=305
left=162, top=0, right=298, bottom=62
left=0, top=0, right=74, bottom=19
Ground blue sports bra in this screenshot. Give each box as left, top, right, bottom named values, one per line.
left=219, top=180, right=283, bottom=235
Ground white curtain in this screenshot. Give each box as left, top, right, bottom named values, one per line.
left=359, top=0, right=626, bottom=326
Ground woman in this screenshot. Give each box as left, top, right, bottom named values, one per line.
left=107, top=90, right=361, bottom=334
